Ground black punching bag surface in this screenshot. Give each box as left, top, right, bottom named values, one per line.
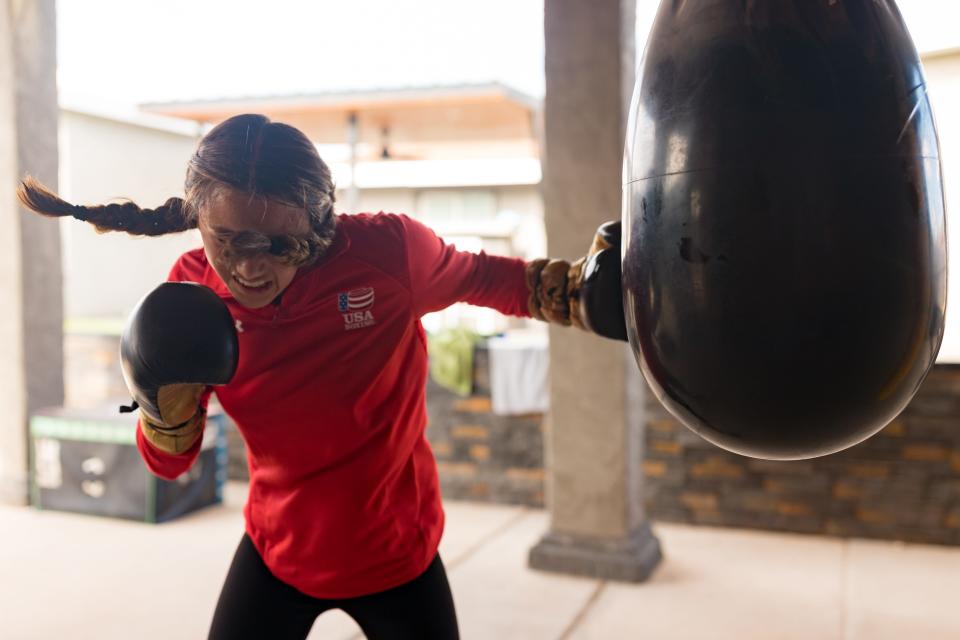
left=622, top=0, right=947, bottom=460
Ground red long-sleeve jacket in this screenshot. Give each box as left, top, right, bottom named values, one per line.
left=136, top=212, right=531, bottom=598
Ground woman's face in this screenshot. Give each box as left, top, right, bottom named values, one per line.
left=198, top=186, right=311, bottom=309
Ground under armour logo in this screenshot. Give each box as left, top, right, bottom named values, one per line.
left=235, top=319, right=244, bottom=333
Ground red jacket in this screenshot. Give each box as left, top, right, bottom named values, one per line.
left=136, top=212, right=531, bottom=598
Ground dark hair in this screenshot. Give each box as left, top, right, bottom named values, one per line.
left=17, top=114, right=337, bottom=266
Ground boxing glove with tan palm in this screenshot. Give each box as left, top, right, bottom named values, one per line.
left=525, top=220, right=627, bottom=341
left=120, top=282, right=239, bottom=454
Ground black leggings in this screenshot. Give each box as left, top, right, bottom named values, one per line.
left=208, top=535, right=460, bottom=640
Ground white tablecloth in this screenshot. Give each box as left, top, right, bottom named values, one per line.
left=486, top=331, right=550, bottom=415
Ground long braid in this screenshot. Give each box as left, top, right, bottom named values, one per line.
left=16, top=176, right=196, bottom=236
left=20, top=114, right=339, bottom=255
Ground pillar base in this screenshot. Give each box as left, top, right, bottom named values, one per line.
left=528, top=521, right=662, bottom=582
left=0, top=474, right=29, bottom=506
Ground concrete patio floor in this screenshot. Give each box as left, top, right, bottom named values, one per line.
left=2, top=481, right=959, bottom=639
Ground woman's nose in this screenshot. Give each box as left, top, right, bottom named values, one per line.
left=234, top=255, right=269, bottom=278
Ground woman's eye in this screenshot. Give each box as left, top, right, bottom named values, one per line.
left=268, top=236, right=287, bottom=254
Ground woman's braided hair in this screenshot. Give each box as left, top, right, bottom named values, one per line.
left=17, top=114, right=337, bottom=266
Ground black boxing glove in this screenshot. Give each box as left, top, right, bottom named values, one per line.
left=574, top=221, right=627, bottom=340
left=120, top=282, right=239, bottom=453
left=525, top=220, right=627, bottom=341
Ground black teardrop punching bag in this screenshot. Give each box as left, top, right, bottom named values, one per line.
left=622, top=0, right=948, bottom=460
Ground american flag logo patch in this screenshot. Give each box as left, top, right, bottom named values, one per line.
left=338, top=287, right=375, bottom=312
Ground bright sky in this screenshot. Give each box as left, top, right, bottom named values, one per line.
left=57, top=0, right=960, bottom=109
left=56, top=0, right=548, bottom=107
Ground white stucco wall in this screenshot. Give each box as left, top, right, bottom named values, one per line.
left=59, top=109, right=203, bottom=319
left=922, top=53, right=960, bottom=362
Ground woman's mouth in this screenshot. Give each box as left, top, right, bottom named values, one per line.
left=233, top=275, right=272, bottom=294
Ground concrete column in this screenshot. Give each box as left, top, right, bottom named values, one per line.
left=0, top=0, right=62, bottom=505
left=529, top=0, right=662, bottom=581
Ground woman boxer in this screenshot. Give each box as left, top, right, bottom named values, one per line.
left=17, top=114, right=623, bottom=639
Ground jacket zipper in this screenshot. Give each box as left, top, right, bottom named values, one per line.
left=271, top=295, right=282, bottom=327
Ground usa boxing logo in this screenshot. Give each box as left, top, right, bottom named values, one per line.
left=338, top=287, right=376, bottom=330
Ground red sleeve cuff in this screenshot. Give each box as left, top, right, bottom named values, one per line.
left=135, top=419, right=203, bottom=481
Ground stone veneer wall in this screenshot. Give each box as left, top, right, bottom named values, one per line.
left=63, top=333, right=960, bottom=544
left=643, top=365, right=960, bottom=545
left=63, top=333, right=131, bottom=409
left=424, top=346, right=546, bottom=506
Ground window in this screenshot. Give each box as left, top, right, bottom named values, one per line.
left=415, top=189, right=498, bottom=224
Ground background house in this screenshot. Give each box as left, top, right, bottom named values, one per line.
left=60, top=83, right=546, bottom=337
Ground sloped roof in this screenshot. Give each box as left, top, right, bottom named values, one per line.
left=140, top=82, right=541, bottom=146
